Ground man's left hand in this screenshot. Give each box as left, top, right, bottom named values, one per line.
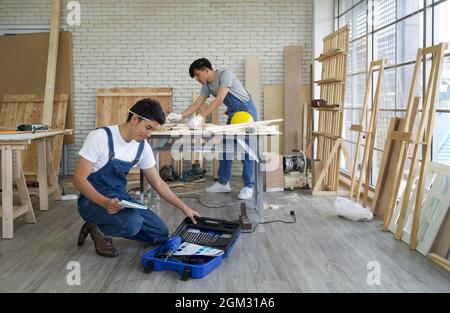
left=186, top=115, right=203, bottom=129
left=184, top=208, right=201, bottom=224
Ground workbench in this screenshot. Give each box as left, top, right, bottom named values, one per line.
left=0, top=130, right=72, bottom=239
left=144, top=124, right=281, bottom=223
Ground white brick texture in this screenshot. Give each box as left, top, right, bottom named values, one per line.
left=0, top=0, right=313, bottom=176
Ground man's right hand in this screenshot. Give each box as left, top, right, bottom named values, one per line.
left=166, top=112, right=183, bottom=123
left=104, top=198, right=124, bottom=214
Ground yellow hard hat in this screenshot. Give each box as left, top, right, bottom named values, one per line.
left=230, top=111, right=254, bottom=124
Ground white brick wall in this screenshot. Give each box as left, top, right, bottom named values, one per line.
left=0, top=0, right=313, bottom=177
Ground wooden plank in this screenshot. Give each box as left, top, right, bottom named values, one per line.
left=0, top=94, right=68, bottom=179
left=263, top=85, right=284, bottom=191
left=37, top=141, right=49, bottom=211
left=350, top=124, right=363, bottom=132
left=284, top=46, right=303, bottom=154
left=312, top=160, right=324, bottom=192
left=390, top=131, right=414, bottom=142
left=372, top=117, right=400, bottom=215
left=376, top=97, right=419, bottom=222
left=428, top=253, right=450, bottom=273
left=314, top=78, right=344, bottom=85
left=264, top=154, right=284, bottom=192
left=314, top=49, right=346, bottom=62
left=312, top=139, right=342, bottom=194
left=245, top=56, right=261, bottom=109
left=46, top=140, right=61, bottom=200
left=14, top=150, right=36, bottom=224
left=263, top=85, right=310, bottom=154
left=1, top=145, right=13, bottom=238
left=95, top=88, right=173, bottom=177
left=42, top=0, right=61, bottom=127
left=95, top=92, right=172, bottom=97
left=264, top=85, right=284, bottom=155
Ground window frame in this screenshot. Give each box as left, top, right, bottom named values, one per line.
left=334, top=0, right=450, bottom=185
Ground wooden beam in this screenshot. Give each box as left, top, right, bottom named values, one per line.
left=42, top=0, right=61, bottom=127
left=428, top=253, right=450, bottom=274
left=284, top=46, right=303, bottom=154
left=37, top=141, right=49, bottom=211
left=2, top=146, right=13, bottom=238
left=245, top=56, right=260, bottom=109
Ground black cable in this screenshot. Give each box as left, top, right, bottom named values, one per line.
left=242, top=211, right=296, bottom=234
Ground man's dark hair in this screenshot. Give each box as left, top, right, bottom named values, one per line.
left=127, top=98, right=165, bottom=125
left=189, top=58, right=213, bottom=78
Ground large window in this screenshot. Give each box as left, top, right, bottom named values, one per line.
left=335, top=0, right=450, bottom=188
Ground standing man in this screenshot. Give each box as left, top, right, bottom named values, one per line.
left=166, top=58, right=257, bottom=200
left=73, top=99, right=200, bottom=258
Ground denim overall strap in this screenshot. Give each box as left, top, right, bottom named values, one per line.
left=132, top=140, right=145, bottom=165
left=101, top=127, right=115, bottom=160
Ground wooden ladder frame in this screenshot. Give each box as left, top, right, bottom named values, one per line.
left=379, top=44, right=447, bottom=234
left=307, top=25, right=351, bottom=196
left=349, top=59, right=386, bottom=206
left=390, top=43, right=447, bottom=249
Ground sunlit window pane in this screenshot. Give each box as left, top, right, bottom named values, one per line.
left=397, top=14, right=423, bottom=64
left=397, top=0, right=423, bottom=20
left=435, top=113, right=450, bottom=166
left=374, top=0, right=395, bottom=30
left=438, top=57, right=450, bottom=110
left=396, top=63, right=422, bottom=109
left=379, top=68, right=396, bottom=109
left=374, top=24, right=396, bottom=65
left=339, top=0, right=354, bottom=15
left=353, top=1, right=366, bottom=38
left=434, top=0, right=450, bottom=52
left=335, top=0, right=449, bottom=178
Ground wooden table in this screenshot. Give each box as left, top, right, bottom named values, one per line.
left=0, top=130, right=72, bottom=239
left=147, top=125, right=281, bottom=223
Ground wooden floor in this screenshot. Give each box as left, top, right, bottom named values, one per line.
left=0, top=178, right=449, bottom=293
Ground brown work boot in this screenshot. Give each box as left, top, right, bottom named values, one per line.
left=77, top=223, right=119, bottom=258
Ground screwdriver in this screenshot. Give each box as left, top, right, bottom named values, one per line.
left=158, top=236, right=182, bottom=262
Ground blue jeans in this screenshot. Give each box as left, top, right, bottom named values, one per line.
left=218, top=135, right=255, bottom=188
left=218, top=94, right=257, bottom=188
left=78, top=196, right=169, bottom=244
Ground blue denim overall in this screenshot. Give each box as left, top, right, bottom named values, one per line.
left=217, top=91, right=258, bottom=188
left=77, top=127, right=169, bottom=244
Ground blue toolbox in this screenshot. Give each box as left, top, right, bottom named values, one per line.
left=141, top=217, right=240, bottom=281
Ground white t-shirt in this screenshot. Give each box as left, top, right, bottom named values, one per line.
left=78, top=125, right=156, bottom=173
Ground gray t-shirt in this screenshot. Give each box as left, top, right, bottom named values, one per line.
left=200, top=70, right=251, bottom=103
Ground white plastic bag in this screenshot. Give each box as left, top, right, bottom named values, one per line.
left=334, top=197, right=373, bottom=222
